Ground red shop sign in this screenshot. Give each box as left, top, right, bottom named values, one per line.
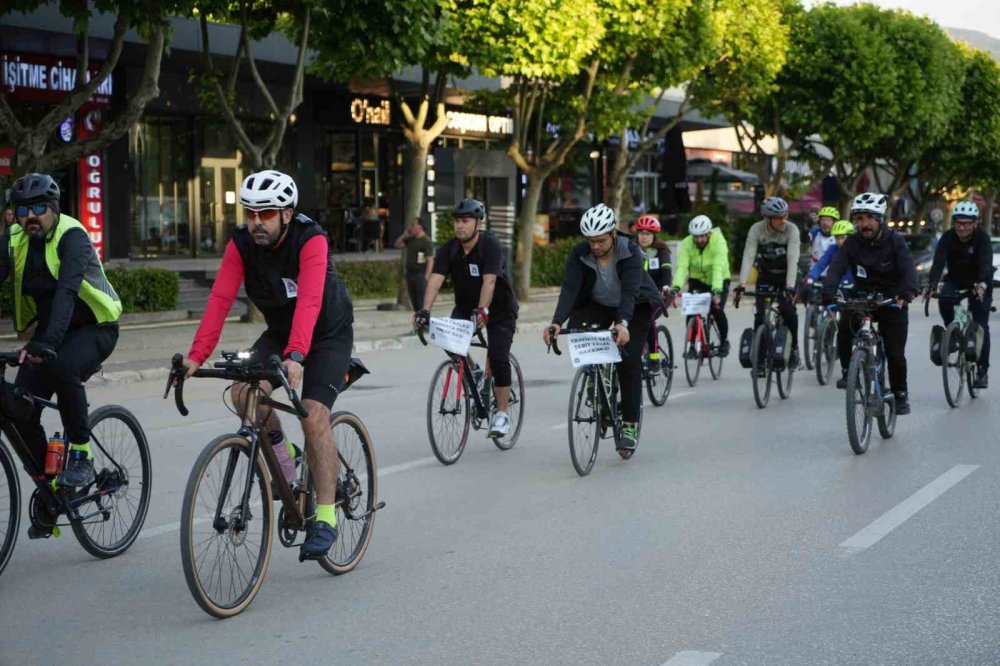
left=1, top=52, right=112, bottom=107
left=77, top=109, right=105, bottom=260
left=0, top=147, right=13, bottom=176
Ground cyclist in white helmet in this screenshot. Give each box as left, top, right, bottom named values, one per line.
left=180, top=170, right=355, bottom=559
left=543, top=203, right=661, bottom=452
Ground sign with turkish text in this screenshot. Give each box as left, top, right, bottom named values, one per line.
left=2, top=52, right=112, bottom=106
left=565, top=331, right=621, bottom=367
left=428, top=317, right=476, bottom=356
left=681, top=292, right=712, bottom=316
left=77, top=109, right=105, bottom=259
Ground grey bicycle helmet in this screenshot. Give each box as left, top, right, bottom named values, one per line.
left=453, top=198, right=486, bottom=220
left=10, top=173, right=60, bottom=204
left=580, top=203, right=617, bottom=237
left=761, top=196, right=788, bottom=217
left=688, top=214, right=713, bottom=235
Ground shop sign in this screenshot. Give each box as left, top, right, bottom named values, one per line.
left=445, top=110, right=513, bottom=136
left=349, top=97, right=391, bottom=125
left=77, top=109, right=105, bottom=259
left=0, top=147, right=13, bottom=176
left=1, top=52, right=112, bottom=106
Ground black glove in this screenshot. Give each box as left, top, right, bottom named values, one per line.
left=24, top=340, right=55, bottom=360
left=414, top=309, right=430, bottom=329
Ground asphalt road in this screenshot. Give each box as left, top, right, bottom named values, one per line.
left=1, top=304, right=998, bottom=665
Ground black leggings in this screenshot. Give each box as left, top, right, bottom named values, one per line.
left=754, top=284, right=798, bottom=350
left=14, top=325, right=118, bottom=455
left=567, top=301, right=652, bottom=423
left=837, top=306, right=909, bottom=394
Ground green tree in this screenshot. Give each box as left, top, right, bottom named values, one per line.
left=453, top=0, right=605, bottom=298
left=194, top=0, right=313, bottom=171
left=0, top=0, right=175, bottom=172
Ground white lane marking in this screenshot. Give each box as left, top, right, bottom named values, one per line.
left=377, top=457, right=438, bottom=478
left=661, top=651, right=724, bottom=666
left=549, top=423, right=568, bottom=430
left=839, top=464, right=979, bottom=553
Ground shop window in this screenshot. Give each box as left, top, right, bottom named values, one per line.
left=130, top=116, right=193, bottom=257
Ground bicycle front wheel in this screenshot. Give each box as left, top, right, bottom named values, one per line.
left=684, top=318, right=703, bottom=386
left=568, top=367, right=599, bottom=477
left=493, top=354, right=525, bottom=450
left=815, top=317, right=837, bottom=386
left=804, top=305, right=818, bottom=370
left=426, top=360, right=471, bottom=464
left=777, top=354, right=795, bottom=400
left=318, top=411, right=378, bottom=575
left=180, top=434, right=274, bottom=619
left=0, top=441, right=20, bottom=579
left=645, top=325, right=673, bottom=406
left=71, top=405, right=152, bottom=559
left=750, top=325, right=772, bottom=409
left=846, top=349, right=874, bottom=454
left=941, top=323, right=965, bottom=408
left=708, top=316, right=723, bottom=380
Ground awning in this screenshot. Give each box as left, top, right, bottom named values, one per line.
left=686, top=159, right=760, bottom=184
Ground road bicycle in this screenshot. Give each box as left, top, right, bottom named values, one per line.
left=0, top=351, right=151, bottom=579
left=166, top=351, right=382, bottom=618
left=547, top=327, right=643, bottom=476
left=803, top=283, right=823, bottom=371
left=680, top=292, right=723, bottom=387
left=643, top=298, right=675, bottom=406
left=735, top=285, right=795, bottom=408
left=927, top=290, right=992, bottom=407
left=419, top=323, right=524, bottom=464
left=828, top=297, right=898, bottom=455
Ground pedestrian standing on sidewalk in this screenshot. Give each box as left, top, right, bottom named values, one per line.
left=394, top=218, right=435, bottom=312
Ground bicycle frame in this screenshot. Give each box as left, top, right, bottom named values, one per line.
left=573, top=363, right=619, bottom=439
left=420, top=326, right=494, bottom=424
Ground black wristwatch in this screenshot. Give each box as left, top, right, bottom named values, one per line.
left=284, top=350, right=305, bottom=364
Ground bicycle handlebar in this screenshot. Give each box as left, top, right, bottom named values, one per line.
left=827, top=297, right=899, bottom=312
left=0, top=348, right=58, bottom=367
left=165, top=352, right=309, bottom=419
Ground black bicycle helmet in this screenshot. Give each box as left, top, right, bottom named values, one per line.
left=453, top=198, right=486, bottom=220
left=10, top=173, right=60, bottom=204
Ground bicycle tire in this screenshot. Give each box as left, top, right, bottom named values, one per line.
left=877, top=382, right=896, bottom=440
left=941, top=323, right=965, bottom=408
left=0, top=441, right=20, bottom=579
left=568, top=367, right=599, bottom=477
left=71, top=405, right=152, bottom=559
left=804, top=305, right=818, bottom=370
left=492, top=354, right=525, bottom=450
left=846, top=348, right=873, bottom=454
left=684, top=318, right=703, bottom=387
left=815, top=317, right=837, bottom=386
left=968, top=361, right=979, bottom=400
left=645, top=325, right=673, bottom=406
left=708, top=316, right=723, bottom=380
left=180, top=434, right=274, bottom=619
left=777, top=352, right=795, bottom=400
left=319, top=411, right=378, bottom=575
left=750, top=325, right=772, bottom=409
left=426, top=359, right=471, bottom=464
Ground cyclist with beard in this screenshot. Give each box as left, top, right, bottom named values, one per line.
left=821, top=192, right=918, bottom=414
left=416, top=198, right=519, bottom=438
left=671, top=214, right=732, bottom=356
left=181, top=170, right=354, bottom=559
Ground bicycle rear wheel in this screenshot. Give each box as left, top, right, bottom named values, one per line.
left=804, top=305, right=818, bottom=370
left=967, top=361, right=979, bottom=400
left=645, top=325, right=673, bottom=406
left=71, top=405, right=152, bottom=559
left=426, top=360, right=471, bottom=464
left=684, top=318, right=703, bottom=387
left=815, top=317, right=837, bottom=386
left=707, top=316, right=723, bottom=380
left=318, top=412, right=378, bottom=575
left=877, top=386, right=897, bottom=439
left=846, top=349, right=873, bottom=454
left=180, top=434, right=273, bottom=619
left=492, top=354, right=525, bottom=450
left=751, top=325, right=772, bottom=409
left=568, top=367, right=599, bottom=477
left=941, top=323, right=965, bottom=408
left=0, top=441, right=20, bottom=579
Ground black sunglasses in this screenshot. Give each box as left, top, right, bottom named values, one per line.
left=15, top=203, right=49, bottom=218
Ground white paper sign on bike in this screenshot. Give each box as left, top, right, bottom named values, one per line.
left=681, top=292, right=712, bottom=316
left=428, top=317, right=475, bottom=356
left=565, top=331, right=622, bottom=367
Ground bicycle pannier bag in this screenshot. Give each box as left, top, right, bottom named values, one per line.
left=929, top=324, right=944, bottom=366
left=738, top=328, right=754, bottom=368
left=964, top=321, right=984, bottom=362
left=773, top=325, right=793, bottom=368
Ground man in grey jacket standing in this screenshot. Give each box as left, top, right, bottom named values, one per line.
left=736, top=196, right=802, bottom=366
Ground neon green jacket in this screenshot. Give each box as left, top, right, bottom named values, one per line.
left=671, top=228, right=730, bottom=293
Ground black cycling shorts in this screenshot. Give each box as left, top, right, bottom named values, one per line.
left=251, top=327, right=354, bottom=409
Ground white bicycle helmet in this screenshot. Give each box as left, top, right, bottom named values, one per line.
left=849, top=192, right=888, bottom=218
left=761, top=196, right=788, bottom=217
left=240, top=170, right=298, bottom=208
left=952, top=201, right=980, bottom=220
left=688, top=214, right=713, bottom=235
left=580, top=203, right=617, bottom=237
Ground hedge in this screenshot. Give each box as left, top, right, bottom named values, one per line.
left=335, top=259, right=400, bottom=299
left=105, top=266, right=179, bottom=313
left=532, top=237, right=578, bottom=287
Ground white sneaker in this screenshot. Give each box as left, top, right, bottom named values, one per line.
left=490, top=411, right=511, bottom=437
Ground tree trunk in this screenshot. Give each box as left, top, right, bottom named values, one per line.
left=513, top=173, right=545, bottom=301
left=398, top=142, right=430, bottom=307
left=606, top=131, right=631, bottom=217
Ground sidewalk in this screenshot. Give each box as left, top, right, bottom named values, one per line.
left=13, top=288, right=561, bottom=386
